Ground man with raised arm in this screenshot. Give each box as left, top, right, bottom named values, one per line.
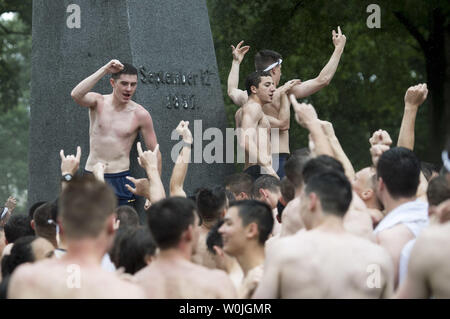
left=228, top=27, right=346, bottom=178
left=71, top=59, right=162, bottom=206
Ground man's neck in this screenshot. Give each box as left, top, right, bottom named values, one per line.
left=64, top=238, right=108, bottom=266
left=248, top=95, right=263, bottom=107
left=315, top=215, right=346, bottom=233
left=294, top=186, right=303, bottom=198
left=110, top=93, right=128, bottom=110
left=235, top=244, right=265, bottom=276
left=158, top=247, right=191, bottom=262
left=383, top=195, right=417, bottom=216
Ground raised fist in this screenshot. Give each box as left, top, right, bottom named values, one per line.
left=369, top=129, right=392, bottom=147
left=404, top=83, right=428, bottom=109
left=104, top=59, right=124, bottom=74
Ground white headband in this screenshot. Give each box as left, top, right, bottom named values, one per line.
left=264, top=59, right=283, bottom=72
left=442, top=150, right=450, bottom=172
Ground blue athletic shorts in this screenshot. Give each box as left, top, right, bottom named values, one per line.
left=84, top=170, right=136, bottom=206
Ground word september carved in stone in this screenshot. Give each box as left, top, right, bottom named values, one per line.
left=139, top=66, right=216, bottom=110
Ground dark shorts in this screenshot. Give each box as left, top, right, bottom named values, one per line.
left=84, top=170, right=136, bottom=206
left=272, top=153, right=290, bottom=179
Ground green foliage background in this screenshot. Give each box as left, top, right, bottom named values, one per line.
left=207, top=0, right=448, bottom=170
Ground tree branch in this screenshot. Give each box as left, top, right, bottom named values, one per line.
left=393, top=11, right=428, bottom=54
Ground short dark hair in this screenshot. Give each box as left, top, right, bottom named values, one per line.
left=305, top=171, right=353, bottom=216
left=111, top=63, right=138, bottom=80
left=147, top=197, right=197, bottom=250
left=284, top=152, right=310, bottom=188
left=33, top=202, right=58, bottom=245
left=59, top=175, right=117, bottom=239
left=377, top=147, right=421, bottom=199
left=28, top=201, right=47, bottom=221
left=116, top=227, right=156, bottom=275
left=251, top=175, right=281, bottom=199
left=245, top=70, right=272, bottom=96
left=254, top=50, right=282, bottom=71
left=1, top=236, right=36, bottom=278
left=115, top=206, right=140, bottom=228
left=427, top=175, right=450, bottom=206
left=196, top=186, right=227, bottom=223
left=280, top=177, right=295, bottom=202
left=421, top=162, right=441, bottom=182
left=225, top=173, right=253, bottom=198
left=229, top=200, right=274, bottom=244
left=206, top=219, right=224, bottom=255
left=302, top=155, right=345, bottom=184
left=4, top=214, right=35, bottom=244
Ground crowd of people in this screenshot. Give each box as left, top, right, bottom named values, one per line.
left=1, top=26, right=450, bottom=299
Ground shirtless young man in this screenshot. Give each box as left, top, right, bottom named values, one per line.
left=253, top=171, right=394, bottom=299
left=134, top=197, right=236, bottom=299
left=237, top=71, right=298, bottom=179
left=191, top=187, right=228, bottom=269
left=71, top=60, right=161, bottom=206
left=8, top=175, right=145, bottom=298
left=228, top=27, right=346, bottom=178
left=219, top=200, right=274, bottom=299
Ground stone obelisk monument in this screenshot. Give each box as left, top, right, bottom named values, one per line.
left=29, top=0, right=233, bottom=219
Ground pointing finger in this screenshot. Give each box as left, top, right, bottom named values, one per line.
left=60, top=149, right=65, bottom=160
left=338, top=26, right=342, bottom=35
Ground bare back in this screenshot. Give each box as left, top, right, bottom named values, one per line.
left=191, top=227, right=219, bottom=269
left=86, top=94, right=148, bottom=173
left=135, top=258, right=237, bottom=299
left=8, top=258, right=145, bottom=299
left=255, top=230, right=393, bottom=298
left=398, top=223, right=450, bottom=298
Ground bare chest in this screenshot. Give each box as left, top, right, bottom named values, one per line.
left=90, top=104, right=140, bottom=139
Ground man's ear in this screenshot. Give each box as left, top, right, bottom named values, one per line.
left=213, top=245, right=225, bottom=258
left=182, top=225, right=193, bottom=242
left=259, top=188, right=267, bottom=199
left=106, top=215, right=116, bottom=235
left=361, top=189, right=374, bottom=201
left=308, top=192, right=318, bottom=213
left=245, top=222, right=258, bottom=240
left=250, top=85, right=258, bottom=95
left=110, top=78, right=115, bottom=88
left=377, top=177, right=384, bottom=194
left=30, top=219, right=35, bottom=230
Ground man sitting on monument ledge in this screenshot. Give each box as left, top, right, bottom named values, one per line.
left=70, top=59, right=162, bottom=206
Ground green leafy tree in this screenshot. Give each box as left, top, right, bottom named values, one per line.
left=207, top=0, right=449, bottom=171
left=0, top=3, right=31, bottom=212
